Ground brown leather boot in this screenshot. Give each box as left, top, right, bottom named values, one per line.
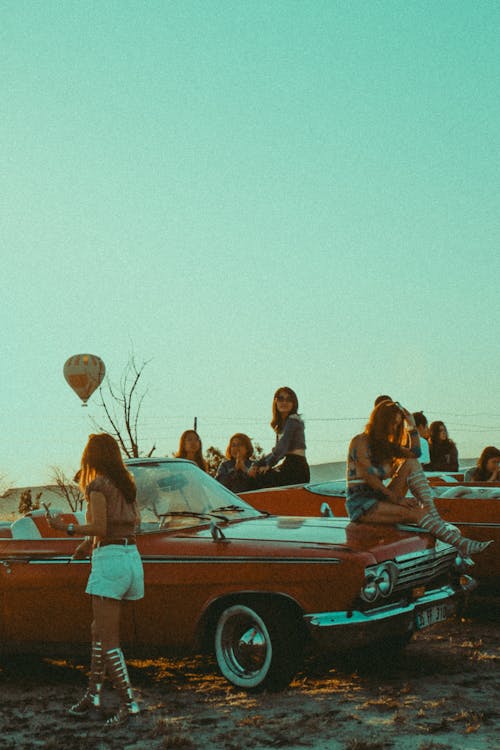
left=104, top=647, right=140, bottom=727
left=68, top=640, right=104, bottom=717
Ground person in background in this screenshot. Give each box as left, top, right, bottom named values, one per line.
left=413, top=411, right=430, bottom=467
left=464, top=446, right=500, bottom=482
left=215, top=433, right=256, bottom=493
left=374, top=394, right=392, bottom=407
left=47, top=433, right=143, bottom=727
left=176, top=429, right=207, bottom=472
left=249, top=386, right=310, bottom=487
left=346, top=400, right=491, bottom=558
left=427, top=421, right=459, bottom=472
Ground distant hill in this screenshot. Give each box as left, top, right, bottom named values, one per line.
left=309, top=458, right=477, bottom=483
left=309, top=462, right=346, bottom=482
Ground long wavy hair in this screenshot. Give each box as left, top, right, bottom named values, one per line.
left=470, top=445, right=500, bottom=481
left=271, top=386, right=299, bottom=432
left=176, top=430, right=207, bottom=471
left=79, top=433, right=136, bottom=504
left=428, top=421, right=455, bottom=449
left=225, top=433, right=254, bottom=460
left=365, top=401, right=407, bottom=466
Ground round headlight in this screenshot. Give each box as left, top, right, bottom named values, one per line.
left=376, top=565, right=395, bottom=597
left=360, top=572, right=379, bottom=602
left=360, top=563, right=397, bottom=603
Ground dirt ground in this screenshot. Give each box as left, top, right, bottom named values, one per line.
left=0, top=596, right=497, bottom=750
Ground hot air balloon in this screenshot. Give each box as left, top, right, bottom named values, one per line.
left=63, top=354, right=106, bottom=406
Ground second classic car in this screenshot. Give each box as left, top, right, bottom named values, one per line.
left=240, top=476, right=500, bottom=589
left=0, top=459, right=475, bottom=690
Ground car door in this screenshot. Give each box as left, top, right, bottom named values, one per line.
left=0, top=538, right=91, bottom=646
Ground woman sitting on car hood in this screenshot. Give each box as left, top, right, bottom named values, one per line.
left=346, top=401, right=491, bottom=559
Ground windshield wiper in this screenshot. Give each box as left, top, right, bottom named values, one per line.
left=158, top=510, right=228, bottom=522
left=211, top=505, right=249, bottom=513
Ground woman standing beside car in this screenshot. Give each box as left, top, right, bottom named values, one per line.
left=47, top=433, right=143, bottom=727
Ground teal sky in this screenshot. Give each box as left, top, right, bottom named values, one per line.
left=3, top=1, right=500, bottom=485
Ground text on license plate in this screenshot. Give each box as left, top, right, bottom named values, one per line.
left=415, top=604, right=450, bottom=630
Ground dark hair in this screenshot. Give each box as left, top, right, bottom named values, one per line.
left=176, top=430, right=207, bottom=471
left=374, top=394, right=392, bottom=407
left=271, top=386, right=299, bottom=432
left=79, top=433, right=136, bottom=504
left=413, top=411, right=428, bottom=429
left=365, top=401, right=406, bottom=465
left=429, top=421, right=451, bottom=445
left=225, top=433, right=254, bottom=460
left=470, top=446, right=500, bottom=481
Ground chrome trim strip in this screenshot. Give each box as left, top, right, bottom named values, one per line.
left=140, top=557, right=342, bottom=565
left=27, top=558, right=87, bottom=565
left=305, top=585, right=458, bottom=628
left=450, top=522, right=500, bottom=529
left=12, top=556, right=342, bottom=566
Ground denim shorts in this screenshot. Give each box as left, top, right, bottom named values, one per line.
left=86, top=544, right=144, bottom=601
left=346, top=484, right=385, bottom=522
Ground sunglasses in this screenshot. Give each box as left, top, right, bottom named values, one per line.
left=276, top=395, right=293, bottom=402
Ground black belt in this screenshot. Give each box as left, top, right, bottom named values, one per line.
left=95, top=536, right=136, bottom=548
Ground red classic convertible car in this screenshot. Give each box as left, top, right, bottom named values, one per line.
left=0, top=460, right=474, bottom=691
left=240, top=476, right=500, bottom=590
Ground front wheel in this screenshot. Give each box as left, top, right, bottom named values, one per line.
left=214, top=602, right=303, bottom=691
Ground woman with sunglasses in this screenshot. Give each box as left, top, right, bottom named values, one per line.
left=249, top=386, right=309, bottom=487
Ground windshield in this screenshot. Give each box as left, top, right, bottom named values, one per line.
left=128, top=459, right=262, bottom=526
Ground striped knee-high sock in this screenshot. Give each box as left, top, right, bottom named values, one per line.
left=419, top=510, right=493, bottom=556
left=407, top=469, right=435, bottom=509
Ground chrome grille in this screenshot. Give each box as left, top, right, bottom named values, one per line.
left=393, top=544, right=456, bottom=592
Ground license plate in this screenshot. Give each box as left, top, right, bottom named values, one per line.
left=415, top=603, right=451, bottom=630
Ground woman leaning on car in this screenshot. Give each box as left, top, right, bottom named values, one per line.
left=248, top=386, right=310, bottom=488
left=47, top=433, right=143, bottom=727
left=346, top=400, right=491, bottom=559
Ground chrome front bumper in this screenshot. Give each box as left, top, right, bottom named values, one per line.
left=304, top=584, right=465, bottom=651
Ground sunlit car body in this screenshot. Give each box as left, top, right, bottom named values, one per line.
left=0, top=460, right=473, bottom=690
left=240, top=475, right=500, bottom=590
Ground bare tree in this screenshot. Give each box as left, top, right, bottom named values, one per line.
left=0, top=473, right=8, bottom=497
left=93, top=355, right=156, bottom=458
left=205, top=446, right=224, bottom=477
left=50, top=467, right=84, bottom=512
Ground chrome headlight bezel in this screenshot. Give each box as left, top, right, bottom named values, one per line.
left=360, top=562, right=398, bottom=603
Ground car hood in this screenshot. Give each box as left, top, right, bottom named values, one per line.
left=193, top=515, right=431, bottom=557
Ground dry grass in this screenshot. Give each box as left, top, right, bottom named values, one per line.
left=0, top=608, right=497, bottom=750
